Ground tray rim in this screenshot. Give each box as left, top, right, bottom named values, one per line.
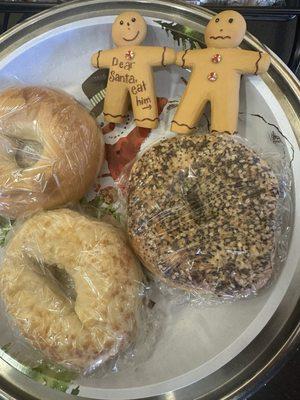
left=0, top=1, right=299, bottom=399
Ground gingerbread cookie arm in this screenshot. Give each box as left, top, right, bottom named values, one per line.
left=143, top=47, right=176, bottom=67
left=176, top=50, right=202, bottom=68
left=91, top=49, right=116, bottom=68
left=255, top=52, right=271, bottom=74
left=235, top=49, right=271, bottom=75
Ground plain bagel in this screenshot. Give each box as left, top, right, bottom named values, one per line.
left=0, top=209, right=143, bottom=369
left=0, top=87, right=104, bottom=219
left=127, top=134, right=279, bottom=297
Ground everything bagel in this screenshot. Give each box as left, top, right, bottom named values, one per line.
left=127, top=134, right=279, bottom=297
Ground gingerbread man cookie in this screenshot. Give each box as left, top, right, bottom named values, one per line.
left=171, top=10, right=271, bottom=135
left=92, top=12, right=176, bottom=129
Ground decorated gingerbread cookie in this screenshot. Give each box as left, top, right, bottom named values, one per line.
left=171, top=10, right=271, bottom=135
left=92, top=12, right=176, bottom=129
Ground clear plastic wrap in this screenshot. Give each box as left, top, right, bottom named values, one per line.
left=0, top=208, right=148, bottom=373
left=125, top=132, right=292, bottom=302
left=0, top=86, right=104, bottom=220
left=0, top=81, right=293, bottom=387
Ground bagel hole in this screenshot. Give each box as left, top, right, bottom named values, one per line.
left=47, top=265, right=77, bottom=302
left=15, top=139, right=43, bottom=168
left=185, top=185, right=206, bottom=225
left=27, top=256, right=77, bottom=303
left=4, top=136, right=43, bottom=168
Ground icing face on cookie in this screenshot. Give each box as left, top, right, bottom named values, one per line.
left=112, top=11, right=147, bottom=47
left=204, top=10, right=246, bottom=49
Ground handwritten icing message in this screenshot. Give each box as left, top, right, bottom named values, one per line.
left=109, top=56, right=152, bottom=110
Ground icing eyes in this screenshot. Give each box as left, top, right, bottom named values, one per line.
left=120, top=20, right=124, bottom=25
left=215, top=18, right=220, bottom=23
left=131, top=17, right=136, bottom=22
left=228, top=18, right=234, bottom=23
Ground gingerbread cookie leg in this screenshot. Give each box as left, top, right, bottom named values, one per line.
left=130, top=79, right=159, bottom=129
left=103, top=82, right=129, bottom=124
left=210, top=92, right=239, bottom=135
left=171, top=90, right=208, bottom=135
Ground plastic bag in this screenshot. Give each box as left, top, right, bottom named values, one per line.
left=0, top=86, right=104, bottom=220
left=124, top=132, right=292, bottom=302
left=0, top=208, right=149, bottom=373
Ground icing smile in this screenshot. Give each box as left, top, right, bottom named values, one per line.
left=123, top=31, right=140, bottom=42
left=209, top=35, right=231, bottom=39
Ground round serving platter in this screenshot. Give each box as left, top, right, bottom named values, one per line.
left=0, top=1, right=299, bottom=399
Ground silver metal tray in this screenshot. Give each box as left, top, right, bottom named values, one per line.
left=0, top=1, right=299, bottom=399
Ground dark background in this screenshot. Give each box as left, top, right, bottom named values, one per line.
left=251, top=348, right=300, bottom=400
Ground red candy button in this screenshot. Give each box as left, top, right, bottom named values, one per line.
left=125, top=50, right=135, bottom=60
left=211, top=54, right=222, bottom=63
left=208, top=72, right=218, bottom=82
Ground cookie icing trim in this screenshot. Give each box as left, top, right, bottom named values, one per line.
left=255, top=51, right=263, bottom=75
left=211, top=129, right=238, bottom=135
left=182, top=50, right=189, bottom=68
left=134, top=117, right=159, bottom=122
left=172, top=120, right=197, bottom=130
left=103, top=112, right=127, bottom=118
left=161, top=47, right=167, bottom=67
left=97, top=51, right=102, bottom=68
